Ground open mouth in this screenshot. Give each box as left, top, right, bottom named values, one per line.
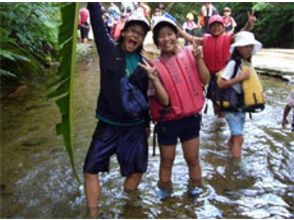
left=127, top=39, right=138, bottom=50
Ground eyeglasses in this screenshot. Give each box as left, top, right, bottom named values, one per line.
left=127, top=28, right=145, bottom=38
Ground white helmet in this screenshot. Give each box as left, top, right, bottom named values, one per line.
left=152, top=15, right=177, bottom=30
left=125, top=13, right=150, bottom=31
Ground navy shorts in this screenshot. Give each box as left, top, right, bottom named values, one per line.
left=83, top=121, right=148, bottom=177
left=156, top=114, right=202, bottom=146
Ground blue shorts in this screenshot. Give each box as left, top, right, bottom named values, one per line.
left=83, top=121, right=148, bottom=177
left=156, top=114, right=202, bottom=146
left=224, top=111, right=245, bottom=136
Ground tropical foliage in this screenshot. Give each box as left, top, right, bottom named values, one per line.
left=0, top=2, right=80, bottom=183
left=252, top=2, right=294, bottom=48
left=47, top=3, right=80, bottom=184
left=0, top=3, right=60, bottom=87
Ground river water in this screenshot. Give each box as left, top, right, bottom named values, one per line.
left=1, top=48, right=293, bottom=218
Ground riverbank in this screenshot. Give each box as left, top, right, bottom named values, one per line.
left=252, top=49, right=294, bottom=82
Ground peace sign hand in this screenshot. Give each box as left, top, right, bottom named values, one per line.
left=139, top=59, right=159, bottom=82
left=192, top=37, right=203, bottom=60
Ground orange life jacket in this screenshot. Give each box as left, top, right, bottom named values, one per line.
left=203, top=33, right=232, bottom=74
left=150, top=46, right=205, bottom=122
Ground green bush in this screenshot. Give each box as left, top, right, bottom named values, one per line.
left=0, top=3, right=60, bottom=82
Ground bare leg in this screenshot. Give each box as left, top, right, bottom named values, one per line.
left=230, top=135, right=243, bottom=159
left=159, top=145, right=176, bottom=187
left=124, top=173, right=143, bottom=192
left=228, top=136, right=233, bottom=151
left=83, top=38, right=88, bottom=44
left=182, top=138, right=202, bottom=186
left=84, top=173, right=101, bottom=218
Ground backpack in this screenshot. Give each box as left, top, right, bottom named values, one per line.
left=120, top=76, right=149, bottom=117
left=214, top=59, right=243, bottom=111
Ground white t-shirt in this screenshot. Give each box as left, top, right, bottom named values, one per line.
left=221, top=60, right=242, bottom=94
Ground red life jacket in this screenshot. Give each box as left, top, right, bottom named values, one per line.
left=112, top=20, right=126, bottom=40
left=151, top=46, right=205, bottom=122
left=79, top=8, right=89, bottom=26
left=203, top=33, right=232, bottom=74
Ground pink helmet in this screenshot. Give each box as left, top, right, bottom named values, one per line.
left=208, top=15, right=224, bottom=26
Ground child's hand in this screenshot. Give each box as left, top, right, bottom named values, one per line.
left=192, top=38, right=203, bottom=60
left=248, top=10, right=257, bottom=26
left=239, top=69, right=250, bottom=81
left=139, top=59, right=159, bottom=82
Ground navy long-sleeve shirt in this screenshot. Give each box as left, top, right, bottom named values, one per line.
left=87, top=3, right=149, bottom=126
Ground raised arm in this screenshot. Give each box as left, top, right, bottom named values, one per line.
left=241, top=11, right=256, bottom=31
left=87, top=3, right=115, bottom=56
left=177, top=26, right=203, bottom=46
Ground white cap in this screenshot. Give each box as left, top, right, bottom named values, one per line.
left=126, top=13, right=150, bottom=31
left=152, top=15, right=177, bottom=31
left=230, top=31, right=262, bottom=55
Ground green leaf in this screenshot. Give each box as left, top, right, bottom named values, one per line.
left=0, top=69, right=17, bottom=78
left=47, top=77, right=69, bottom=99
left=49, top=3, right=80, bottom=184
left=0, top=49, right=31, bottom=62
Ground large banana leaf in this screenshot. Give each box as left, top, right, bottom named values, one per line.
left=48, top=3, right=80, bottom=184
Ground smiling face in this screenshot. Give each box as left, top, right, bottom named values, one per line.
left=209, top=22, right=225, bottom=37
left=156, top=26, right=178, bottom=55
left=224, top=10, right=231, bottom=17
left=120, top=24, right=146, bottom=53
left=237, top=45, right=254, bottom=60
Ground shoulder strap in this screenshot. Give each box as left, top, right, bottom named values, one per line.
left=231, top=58, right=241, bottom=79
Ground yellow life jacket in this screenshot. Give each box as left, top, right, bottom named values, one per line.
left=242, top=61, right=265, bottom=112
left=216, top=61, right=265, bottom=112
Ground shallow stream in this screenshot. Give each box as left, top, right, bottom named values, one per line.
left=1, top=48, right=293, bottom=218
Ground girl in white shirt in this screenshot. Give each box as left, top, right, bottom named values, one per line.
left=218, top=31, right=262, bottom=159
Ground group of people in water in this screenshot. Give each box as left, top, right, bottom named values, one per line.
left=78, top=2, right=154, bottom=44
left=81, top=3, right=293, bottom=218
left=78, top=2, right=238, bottom=45
left=182, top=3, right=237, bottom=46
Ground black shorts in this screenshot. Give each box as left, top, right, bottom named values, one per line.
left=80, top=22, right=89, bottom=39
left=156, top=114, right=202, bottom=146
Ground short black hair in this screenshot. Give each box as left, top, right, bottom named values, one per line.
left=231, top=48, right=252, bottom=62
left=153, top=22, right=178, bottom=47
